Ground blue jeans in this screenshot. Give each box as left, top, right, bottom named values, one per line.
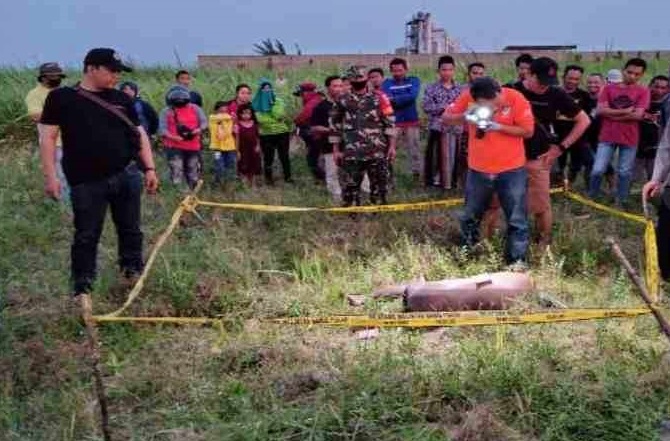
left=213, top=151, right=237, bottom=183
left=588, top=142, right=637, bottom=203
left=70, top=166, right=143, bottom=294
left=461, top=167, right=529, bottom=263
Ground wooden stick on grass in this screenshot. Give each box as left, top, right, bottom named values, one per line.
left=606, top=237, right=670, bottom=343
left=80, top=294, right=112, bottom=441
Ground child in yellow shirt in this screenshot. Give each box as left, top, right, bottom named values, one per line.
left=209, top=101, right=237, bottom=184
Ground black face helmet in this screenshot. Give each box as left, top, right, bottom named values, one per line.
left=166, top=86, right=191, bottom=107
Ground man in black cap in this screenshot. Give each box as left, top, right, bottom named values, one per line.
left=26, top=62, right=68, bottom=199
left=39, top=48, right=159, bottom=298
left=505, top=57, right=590, bottom=248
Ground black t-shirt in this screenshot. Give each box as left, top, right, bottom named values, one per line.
left=310, top=99, right=335, bottom=154
left=41, top=87, right=141, bottom=185
left=583, top=94, right=600, bottom=147
left=554, top=88, right=591, bottom=141
left=507, top=81, right=581, bottom=159
left=638, top=100, right=664, bottom=158
left=189, top=90, right=203, bottom=108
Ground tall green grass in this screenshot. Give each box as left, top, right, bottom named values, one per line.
left=2, top=54, right=669, bottom=135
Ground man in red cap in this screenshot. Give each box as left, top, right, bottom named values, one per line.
left=294, top=82, right=325, bottom=181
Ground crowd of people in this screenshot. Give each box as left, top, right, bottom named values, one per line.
left=25, top=47, right=670, bottom=298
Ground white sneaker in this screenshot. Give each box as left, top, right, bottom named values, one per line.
left=507, top=261, right=529, bottom=273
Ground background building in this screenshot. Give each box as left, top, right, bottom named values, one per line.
left=503, top=45, right=577, bottom=52
left=402, top=11, right=459, bottom=55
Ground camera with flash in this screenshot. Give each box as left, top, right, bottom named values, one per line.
left=464, top=104, right=495, bottom=139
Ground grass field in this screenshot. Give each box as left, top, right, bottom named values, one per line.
left=1, top=59, right=670, bottom=440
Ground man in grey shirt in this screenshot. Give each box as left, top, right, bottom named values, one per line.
left=643, top=121, right=670, bottom=281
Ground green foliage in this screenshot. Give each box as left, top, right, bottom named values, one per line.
left=2, top=57, right=669, bottom=139
left=1, top=63, right=670, bottom=439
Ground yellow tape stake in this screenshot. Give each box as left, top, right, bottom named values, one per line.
left=100, top=182, right=204, bottom=318
left=211, top=320, right=227, bottom=354
left=495, top=325, right=505, bottom=352
left=645, top=220, right=661, bottom=302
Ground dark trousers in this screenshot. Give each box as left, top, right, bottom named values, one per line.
left=461, top=167, right=529, bottom=264
left=556, top=141, right=594, bottom=185
left=260, top=133, right=291, bottom=182
left=339, top=157, right=389, bottom=206
left=70, top=167, right=143, bottom=294
left=659, top=188, right=670, bottom=281
left=300, top=129, right=324, bottom=181
left=424, top=129, right=442, bottom=186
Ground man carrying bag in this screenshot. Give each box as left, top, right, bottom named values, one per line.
left=40, top=48, right=159, bottom=297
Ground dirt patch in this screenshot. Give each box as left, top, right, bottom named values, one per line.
left=273, top=370, right=337, bottom=402
left=450, top=404, right=535, bottom=441
left=11, top=338, right=88, bottom=391
left=151, top=428, right=206, bottom=441
left=214, top=345, right=284, bottom=373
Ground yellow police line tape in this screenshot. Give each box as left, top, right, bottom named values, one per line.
left=561, top=191, right=646, bottom=224
left=196, top=197, right=466, bottom=213
left=194, top=188, right=563, bottom=214
left=98, top=184, right=660, bottom=318
left=102, top=184, right=203, bottom=318
left=91, top=308, right=655, bottom=328
left=561, top=191, right=660, bottom=301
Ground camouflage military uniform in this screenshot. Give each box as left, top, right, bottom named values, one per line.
left=329, top=90, right=396, bottom=206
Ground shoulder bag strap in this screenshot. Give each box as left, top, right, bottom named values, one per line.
left=75, top=87, right=140, bottom=137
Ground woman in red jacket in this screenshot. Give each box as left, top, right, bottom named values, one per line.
left=159, top=87, right=208, bottom=189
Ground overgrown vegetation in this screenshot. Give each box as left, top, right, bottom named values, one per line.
left=1, top=61, right=670, bottom=440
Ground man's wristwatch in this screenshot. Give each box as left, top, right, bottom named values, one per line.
left=144, top=167, right=156, bottom=173
left=558, top=143, right=568, bottom=152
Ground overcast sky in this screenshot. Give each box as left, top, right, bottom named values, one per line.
left=3, top=0, right=669, bottom=67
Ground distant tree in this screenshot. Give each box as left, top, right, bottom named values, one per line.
left=253, top=39, right=305, bottom=56
left=275, top=39, right=286, bottom=55
left=253, top=38, right=288, bottom=56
